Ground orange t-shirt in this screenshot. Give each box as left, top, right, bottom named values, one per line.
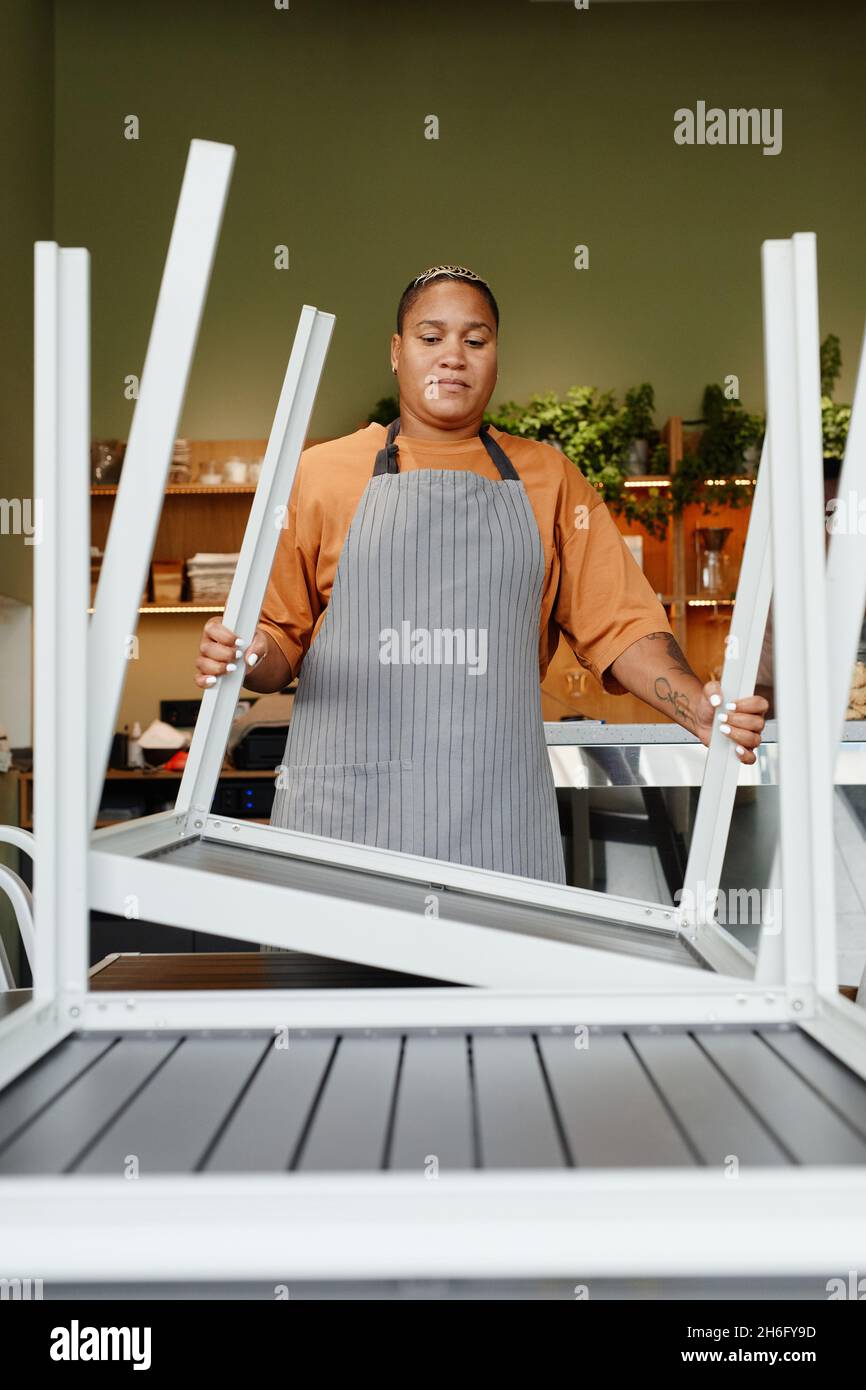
left=257, top=422, right=673, bottom=695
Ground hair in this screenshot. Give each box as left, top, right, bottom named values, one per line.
left=396, top=264, right=500, bottom=336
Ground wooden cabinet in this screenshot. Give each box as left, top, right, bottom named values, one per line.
left=540, top=418, right=756, bottom=724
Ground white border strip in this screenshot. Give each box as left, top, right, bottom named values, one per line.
left=1, top=1170, right=864, bottom=1281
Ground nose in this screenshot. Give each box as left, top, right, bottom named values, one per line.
left=438, top=337, right=467, bottom=370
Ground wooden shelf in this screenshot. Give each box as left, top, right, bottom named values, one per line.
left=91, top=483, right=257, bottom=497
left=657, top=595, right=734, bottom=605
left=87, top=603, right=225, bottom=616
left=621, top=475, right=672, bottom=489
left=619, top=475, right=756, bottom=491
left=89, top=451, right=263, bottom=590
left=88, top=434, right=333, bottom=499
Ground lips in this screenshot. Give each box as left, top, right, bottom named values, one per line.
left=438, top=379, right=468, bottom=388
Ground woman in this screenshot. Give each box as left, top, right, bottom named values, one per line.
left=195, top=264, right=768, bottom=884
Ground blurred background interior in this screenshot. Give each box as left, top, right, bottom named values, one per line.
left=2, top=0, right=865, bottom=985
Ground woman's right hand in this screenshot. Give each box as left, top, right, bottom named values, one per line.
left=194, top=619, right=270, bottom=690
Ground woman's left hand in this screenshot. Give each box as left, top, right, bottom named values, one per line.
left=693, top=680, right=769, bottom=765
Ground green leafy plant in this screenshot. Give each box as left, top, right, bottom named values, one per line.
left=621, top=382, right=657, bottom=444
left=823, top=398, right=851, bottom=466
left=485, top=385, right=671, bottom=537
left=367, top=395, right=399, bottom=426
left=671, top=385, right=764, bottom=513
left=821, top=333, right=842, bottom=399
left=820, top=334, right=850, bottom=469
left=364, top=337, right=852, bottom=539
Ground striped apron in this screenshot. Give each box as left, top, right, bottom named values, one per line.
left=270, top=418, right=565, bottom=883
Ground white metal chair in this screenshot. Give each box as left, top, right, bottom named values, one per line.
left=0, top=827, right=35, bottom=988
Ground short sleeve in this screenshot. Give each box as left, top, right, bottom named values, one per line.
left=256, top=456, right=323, bottom=680
left=555, top=498, right=674, bottom=695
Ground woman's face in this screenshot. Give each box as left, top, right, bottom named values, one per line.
left=391, top=279, right=498, bottom=430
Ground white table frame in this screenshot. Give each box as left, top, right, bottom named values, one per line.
left=2, top=139, right=865, bottom=1282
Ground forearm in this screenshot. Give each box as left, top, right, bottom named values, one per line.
left=240, top=628, right=293, bottom=694
left=608, top=631, right=706, bottom=736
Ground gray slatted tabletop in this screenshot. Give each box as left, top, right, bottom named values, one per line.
left=147, top=837, right=698, bottom=967
left=1, top=1024, right=865, bottom=1175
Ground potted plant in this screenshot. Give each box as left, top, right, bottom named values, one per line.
left=701, top=384, right=764, bottom=470
left=367, top=395, right=400, bottom=426
left=621, top=382, right=658, bottom=474
left=485, top=385, right=671, bottom=537
left=365, top=380, right=680, bottom=537
left=820, top=333, right=851, bottom=474
left=823, top=397, right=852, bottom=470
left=671, top=385, right=764, bottom=515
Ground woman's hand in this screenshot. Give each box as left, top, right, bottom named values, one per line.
left=693, top=680, right=769, bottom=765
left=194, top=619, right=269, bottom=690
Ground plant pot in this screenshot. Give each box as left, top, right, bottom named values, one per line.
left=625, top=438, right=650, bottom=475
left=742, top=444, right=761, bottom=476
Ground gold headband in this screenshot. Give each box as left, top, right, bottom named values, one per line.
left=411, top=263, right=488, bottom=289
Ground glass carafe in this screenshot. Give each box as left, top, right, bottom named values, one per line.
left=695, top=527, right=732, bottom=597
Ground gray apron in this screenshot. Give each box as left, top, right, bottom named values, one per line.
left=270, top=418, right=565, bottom=883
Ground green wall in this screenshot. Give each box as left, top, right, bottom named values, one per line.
left=51, top=0, right=866, bottom=443
left=1, top=0, right=53, bottom=607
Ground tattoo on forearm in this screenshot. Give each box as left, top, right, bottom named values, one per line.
left=654, top=676, right=697, bottom=730
left=646, top=631, right=694, bottom=679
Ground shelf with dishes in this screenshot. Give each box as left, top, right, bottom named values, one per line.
left=89, top=550, right=240, bottom=610
left=90, top=436, right=268, bottom=489
left=89, top=437, right=274, bottom=609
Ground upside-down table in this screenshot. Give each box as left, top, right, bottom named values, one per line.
left=1, top=140, right=866, bottom=1296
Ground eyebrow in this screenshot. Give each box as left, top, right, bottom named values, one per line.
left=415, top=318, right=493, bottom=332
